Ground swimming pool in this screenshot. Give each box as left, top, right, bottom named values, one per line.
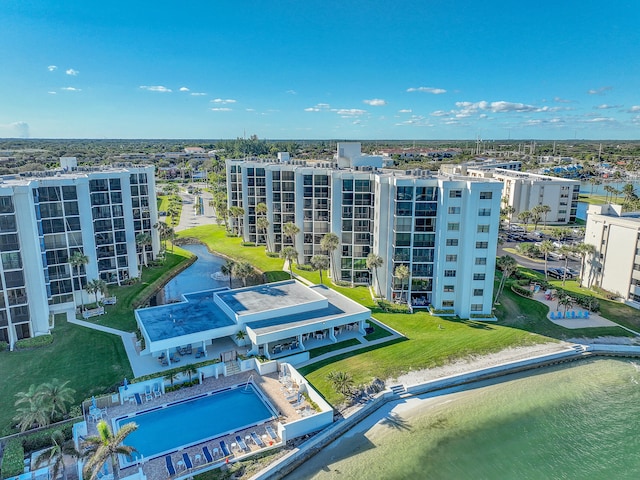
left=115, top=384, right=276, bottom=464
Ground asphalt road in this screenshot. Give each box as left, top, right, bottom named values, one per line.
left=498, top=240, right=581, bottom=274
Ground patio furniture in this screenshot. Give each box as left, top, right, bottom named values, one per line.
left=235, top=435, right=249, bottom=451
left=144, top=385, right=153, bottom=401
left=176, top=460, right=185, bottom=471
left=266, top=425, right=278, bottom=440
left=134, top=393, right=143, bottom=405
left=185, top=344, right=192, bottom=355
left=170, top=353, right=181, bottom=363
left=153, top=383, right=161, bottom=398
left=219, top=441, right=231, bottom=457
left=182, top=453, right=193, bottom=469
left=212, top=447, right=219, bottom=458
left=251, top=431, right=264, bottom=447
left=202, top=446, right=213, bottom=463
left=195, top=347, right=205, bottom=358
left=165, top=456, right=176, bottom=476
left=194, top=453, right=202, bottom=465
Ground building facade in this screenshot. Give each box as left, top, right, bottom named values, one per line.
left=226, top=145, right=503, bottom=318
left=0, top=160, right=159, bottom=348
left=583, top=204, right=640, bottom=309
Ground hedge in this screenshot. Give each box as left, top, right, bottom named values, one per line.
left=14, top=334, right=53, bottom=349
left=0, top=341, right=8, bottom=352
left=1, top=438, right=25, bottom=478
left=511, top=284, right=534, bottom=297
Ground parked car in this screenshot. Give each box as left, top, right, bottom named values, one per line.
left=547, top=267, right=574, bottom=279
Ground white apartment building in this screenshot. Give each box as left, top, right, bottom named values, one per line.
left=583, top=204, right=640, bottom=309
left=226, top=144, right=503, bottom=318
left=0, top=159, right=159, bottom=348
left=466, top=168, right=580, bottom=224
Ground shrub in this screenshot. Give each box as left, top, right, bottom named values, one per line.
left=15, top=334, right=53, bottom=349
left=265, top=252, right=280, bottom=258
left=2, top=438, right=24, bottom=478
left=511, top=284, right=533, bottom=297
left=0, top=340, right=8, bottom=352
left=241, top=242, right=256, bottom=247
left=295, top=264, right=313, bottom=271
left=377, top=300, right=410, bottom=313
left=21, top=424, right=73, bottom=452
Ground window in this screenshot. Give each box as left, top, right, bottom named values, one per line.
left=476, top=241, right=488, bottom=249
left=449, top=190, right=462, bottom=198
left=442, top=300, right=454, bottom=307
left=475, top=257, right=487, bottom=265
left=478, top=208, right=491, bottom=217
left=471, top=304, right=483, bottom=312
left=473, top=289, right=484, bottom=296
left=447, top=223, right=460, bottom=231
left=448, top=206, right=460, bottom=214
left=473, top=273, right=486, bottom=281
left=446, top=238, right=458, bottom=246
left=444, top=285, right=455, bottom=292
left=479, top=191, right=492, bottom=199
left=477, top=224, right=489, bottom=233
left=444, top=270, right=456, bottom=277
left=445, top=254, right=457, bottom=262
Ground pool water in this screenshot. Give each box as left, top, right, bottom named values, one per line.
left=116, top=384, right=275, bottom=462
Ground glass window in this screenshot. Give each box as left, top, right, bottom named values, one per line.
left=475, top=257, right=487, bottom=265
left=446, top=238, right=458, bottom=246
left=447, top=223, right=460, bottom=231
left=449, top=190, right=462, bottom=198
left=477, top=224, right=490, bottom=233
left=473, top=273, right=486, bottom=281
left=476, top=241, right=488, bottom=249
left=444, top=285, right=454, bottom=292
left=479, top=191, right=492, bottom=199
left=448, top=206, right=460, bottom=214
left=444, top=270, right=456, bottom=277
left=445, top=254, right=457, bottom=262
left=473, top=289, right=484, bottom=296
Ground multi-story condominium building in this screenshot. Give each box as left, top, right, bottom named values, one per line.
left=440, top=159, right=522, bottom=175
left=465, top=168, right=580, bottom=224
left=583, top=204, right=640, bottom=310
left=227, top=144, right=503, bottom=318
left=0, top=158, right=159, bottom=348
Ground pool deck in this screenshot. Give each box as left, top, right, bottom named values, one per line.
left=85, top=370, right=310, bottom=480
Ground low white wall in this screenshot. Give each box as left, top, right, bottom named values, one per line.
left=588, top=344, right=640, bottom=354
left=278, top=351, right=310, bottom=366
left=198, top=362, right=224, bottom=380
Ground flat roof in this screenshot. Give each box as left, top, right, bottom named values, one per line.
left=216, top=280, right=325, bottom=318
left=136, top=289, right=235, bottom=342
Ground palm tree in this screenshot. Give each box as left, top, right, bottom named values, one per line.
left=394, top=264, right=410, bottom=303
left=220, top=259, right=236, bottom=288
left=589, top=176, right=601, bottom=195
left=531, top=205, right=545, bottom=231
left=182, top=364, right=198, bottom=383
left=576, top=242, right=596, bottom=287
left=14, top=384, right=48, bottom=432
left=502, top=205, right=516, bottom=229
left=34, top=430, right=80, bottom=480
left=517, top=210, right=532, bottom=231
left=494, top=255, right=518, bottom=304
left=282, top=222, right=300, bottom=251
left=622, top=183, right=638, bottom=204
left=256, top=217, right=270, bottom=250
left=69, top=251, right=89, bottom=305
left=326, top=371, right=354, bottom=397
left=228, top=206, right=245, bottom=236
left=232, top=261, right=253, bottom=287
left=539, top=205, right=552, bottom=229
left=603, top=185, right=616, bottom=203
left=557, top=295, right=574, bottom=315
left=320, top=232, right=340, bottom=281
left=82, top=420, right=138, bottom=480
left=366, top=253, right=384, bottom=298
left=559, top=244, right=575, bottom=286
left=281, top=246, right=298, bottom=279
left=164, top=371, right=180, bottom=387
left=538, top=240, right=554, bottom=279
left=135, top=233, right=152, bottom=269
left=255, top=202, right=268, bottom=217
left=310, top=254, right=330, bottom=285
left=153, top=221, right=171, bottom=252
left=36, top=379, right=75, bottom=423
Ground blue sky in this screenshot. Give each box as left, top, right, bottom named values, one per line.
left=1, top=0, right=639, bottom=140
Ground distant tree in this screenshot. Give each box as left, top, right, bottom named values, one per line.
left=557, top=295, right=574, bottom=315
left=69, top=251, right=89, bottom=305
left=559, top=244, right=575, bottom=286
left=494, top=255, right=518, bottom=304
left=517, top=211, right=532, bottom=231
left=228, top=206, right=245, bottom=236
left=320, top=232, right=340, bottom=281
left=220, top=259, right=236, bottom=288
left=14, top=385, right=48, bottom=432
left=310, top=254, right=330, bottom=285
left=282, top=222, right=300, bottom=252
left=394, top=264, right=410, bottom=303
left=538, top=240, right=554, bottom=280
left=366, top=253, right=384, bottom=298
left=501, top=205, right=516, bottom=229
left=82, top=420, right=138, bottom=480
left=36, top=379, right=75, bottom=423
left=538, top=205, right=552, bottom=229
left=327, top=371, right=354, bottom=397
left=256, top=217, right=270, bottom=250
left=86, top=278, right=107, bottom=305
left=576, top=242, right=596, bottom=287
left=135, top=233, right=152, bottom=269
left=34, top=430, right=80, bottom=480
left=280, top=246, right=298, bottom=279
left=232, top=261, right=253, bottom=287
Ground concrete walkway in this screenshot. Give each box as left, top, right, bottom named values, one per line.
left=174, top=185, right=218, bottom=232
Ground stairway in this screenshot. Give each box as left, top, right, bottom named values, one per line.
left=225, top=360, right=241, bottom=376
left=389, top=384, right=406, bottom=395
left=572, top=344, right=587, bottom=354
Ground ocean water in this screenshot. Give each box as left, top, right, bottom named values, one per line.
left=289, top=359, right=640, bottom=480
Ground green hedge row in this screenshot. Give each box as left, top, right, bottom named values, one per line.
left=1, top=437, right=24, bottom=478
left=511, top=284, right=534, bottom=297
left=15, top=334, right=53, bottom=349
left=0, top=341, right=8, bottom=351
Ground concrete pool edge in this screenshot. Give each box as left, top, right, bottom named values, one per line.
left=249, top=344, right=640, bottom=480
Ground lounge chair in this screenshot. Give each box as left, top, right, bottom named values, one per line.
left=134, top=393, right=143, bottom=405
left=165, top=456, right=176, bottom=476
left=549, top=311, right=556, bottom=320
left=235, top=435, right=249, bottom=452
left=145, top=385, right=153, bottom=401
left=584, top=311, right=590, bottom=318
left=219, top=440, right=231, bottom=457
left=570, top=311, right=576, bottom=319
left=202, top=446, right=213, bottom=463
left=186, top=344, right=192, bottom=354
left=182, top=453, right=193, bottom=469
left=251, top=431, right=264, bottom=447
left=170, top=353, right=181, bottom=363
left=195, top=347, right=204, bottom=358
left=153, top=383, right=161, bottom=398
left=266, top=425, right=278, bottom=440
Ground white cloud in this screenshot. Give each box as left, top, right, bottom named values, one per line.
left=363, top=98, right=386, bottom=106
left=628, top=106, right=640, bottom=112
left=61, top=87, right=81, bottom=91
left=190, top=92, right=206, bottom=96
left=595, top=104, right=622, bottom=109
left=286, top=89, right=297, bottom=95
left=407, top=86, right=447, bottom=94
left=304, top=103, right=331, bottom=112
left=0, top=121, right=30, bottom=138
left=335, top=108, right=366, bottom=117
left=210, top=107, right=232, bottom=112
left=586, top=117, right=614, bottom=123
left=48, top=91, right=57, bottom=95
left=211, top=98, right=236, bottom=104
left=139, top=85, right=172, bottom=93
left=47, top=65, right=57, bottom=72
left=430, top=110, right=449, bottom=117
left=245, top=108, right=255, bottom=112
left=553, top=96, right=572, bottom=103
left=179, top=87, right=190, bottom=92
left=398, top=109, right=412, bottom=113
left=65, top=68, right=79, bottom=76
left=304, top=107, right=320, bottom=112
left=587, top=86, right=612, bottom=95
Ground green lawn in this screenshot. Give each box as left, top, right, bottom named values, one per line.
left=309, top=339, right=361, bottom=358
left=0, top=316, right=133, bottom=435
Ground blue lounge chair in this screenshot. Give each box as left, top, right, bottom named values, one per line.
left=202, top=446, right=213, bottom=463
left=165, top=455, right=176, bottom=476
left=235, top=435, right=248, bottom=451
left=549, top=311, right=556, bottom=320
left=182, top=453, right=193, bottom=469
left=145, top=385, right=153, bottom=401
left=266, top=425, right=278, bottom=440
left=251, top=431, right=264, bottom=447
left=134, top=393, right=143, bottom=405
left=153, top=383, right=161, bottom=398
left=195, top=347, right=204, bottom=358
left=570, top=311, right=576, bottom=319
left=220, top=440, right=231, bottom=457
left=584, top=311, right=590, bottom=318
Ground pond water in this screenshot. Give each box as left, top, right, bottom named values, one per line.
left=157, top=243, right=230, bottom=304
left=289, top=358, right=640, bottom=480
